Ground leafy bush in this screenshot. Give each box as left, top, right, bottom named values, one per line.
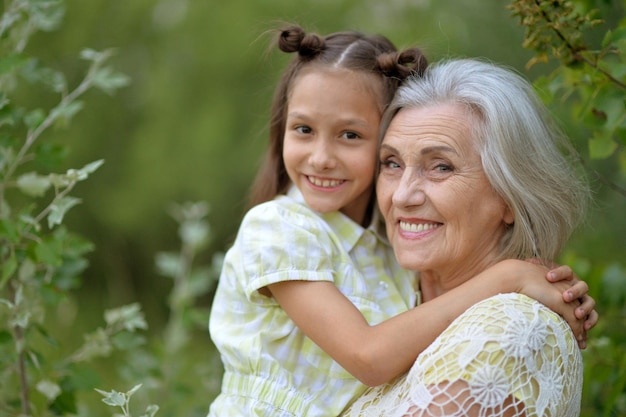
left=0, top=1, right=150, bottom=415
left=511, top=1, right=626, bottom=415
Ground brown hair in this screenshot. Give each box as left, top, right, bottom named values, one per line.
left=247, top=24, right=428, bottom=209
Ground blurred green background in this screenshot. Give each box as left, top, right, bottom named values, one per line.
left=32, top=0, right=549, bottom=324
left=19, top=0, right=626, bottom=414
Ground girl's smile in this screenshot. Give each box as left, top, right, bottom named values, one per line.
left=282, top=68, right=384, bottom=225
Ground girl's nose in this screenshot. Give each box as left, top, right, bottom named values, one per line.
left=309, top=141, right=336, bottom=170
left=392, top=169, right=426, bottom=208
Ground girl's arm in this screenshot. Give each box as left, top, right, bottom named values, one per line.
left=268, top=259, right=589, bottom=387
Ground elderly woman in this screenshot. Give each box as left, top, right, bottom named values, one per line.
left=344, top=59, right=589, bottom=416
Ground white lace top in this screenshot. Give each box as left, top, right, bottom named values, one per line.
left=343, top=293, right=582, bottom=417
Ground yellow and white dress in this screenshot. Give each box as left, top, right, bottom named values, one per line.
left=208, top=186, right=417, bottom=417
left=344, top=293, right=582, bottom=417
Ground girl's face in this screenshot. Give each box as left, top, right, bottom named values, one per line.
left=377, top=103, right=514, bottom=283
left=283, top=69, right=383, bottom=225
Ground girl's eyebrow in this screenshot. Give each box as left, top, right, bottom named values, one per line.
left=287, top=111, right=372, bottom=128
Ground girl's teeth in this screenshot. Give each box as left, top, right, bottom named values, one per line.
left=309, top=176, right=342, bottom=187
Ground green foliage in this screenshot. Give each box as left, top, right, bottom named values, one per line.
left=0, top=0, right=136, bottom=415
left=96, top=384, right=158, bottom=417
left=510, top=0, right=626, bottom=196
left=511, top=1, right=626, bottom=416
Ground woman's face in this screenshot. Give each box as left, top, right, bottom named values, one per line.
left=377, top=103, right=514, bottom=281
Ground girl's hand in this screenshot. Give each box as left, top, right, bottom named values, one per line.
left=507, top=259, right=591, bottom=349
left=546, top=264, right=598, bottom=336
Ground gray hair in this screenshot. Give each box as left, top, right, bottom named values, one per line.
left=381, top=58, right=590, bottom=262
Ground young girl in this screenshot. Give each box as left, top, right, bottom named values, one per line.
left=208, top=25, right=596, bottom=417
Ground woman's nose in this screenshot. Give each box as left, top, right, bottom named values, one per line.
left=392, top=169, right=426, bottom=208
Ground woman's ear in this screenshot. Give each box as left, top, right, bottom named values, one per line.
left=503, top=204, right=514, bottom=225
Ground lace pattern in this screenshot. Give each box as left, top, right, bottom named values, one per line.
left=342, top=293, right=582, bottom=417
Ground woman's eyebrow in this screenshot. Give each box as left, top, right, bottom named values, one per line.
left=420, top=145, right=458, bottom=156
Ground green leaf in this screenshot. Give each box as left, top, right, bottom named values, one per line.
left=35, top=142, right=69, bottom=169
left=91, top=66, right=131, bottom=95
left=0, top=104, right=18, bottom=129
left=11, top=309, right=30, bottom=329
left=61, top=159, right=104, bottom=184
left=28, top=0, right=65, bottom=31
left=50, top=389, right=78, bottom=415
left=50, top=101, right=84, bottom=127
left=104, top=303, right=147, bottom=332
left=47, top=196, right=81, bottom=228
left=76, top=159, right=104, bottom=177
left=98, top=389, right=126, bottom=407
left=111, top=331, right=145, bottom=350
left=0, top=330, right=13, bottom=344
left=589, top=130, right=618, bottom=159
left=179, top=220, right=210, bottom=250
left=126, top=383, right=142, bottom=397
left=0, top=53, right=28, bottom=76
left=18, top=258, right=36, bottom=281
left=0, top=218, right=20, bottom=243
left=602, top=26, right=626, bottom=48
left=141, top=404, right=160, bottom=417
left=36, top=379, right=61, bottom=401
left=34, top=238, right=62, bottom=267
left=24, top=108, right=46, bottom=130
left=20, top=59, right=67, bottom=93
left=16, top=172, right=52, bottom=197
left=1, top=255, right=17, bottom=288
left=73, top=328, right=112, bottom=362
left=80, top=48, right=106, bottom=62
left=155, top=252, right=180, bottom=278
left=66, top=364, right=101, bottom=390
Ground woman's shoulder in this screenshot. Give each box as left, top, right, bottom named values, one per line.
left=468, top=293, right=570, bottom=328
left=450, top=292, right=579, bottom=359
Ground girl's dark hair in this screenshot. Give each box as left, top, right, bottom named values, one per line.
left=247, top=24, right=428, bottom=209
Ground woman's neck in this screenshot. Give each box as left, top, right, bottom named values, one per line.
left=419, top=256, right=501, bottom=302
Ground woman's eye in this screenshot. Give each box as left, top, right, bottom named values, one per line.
left=295, top=125, right=312, bottom=134
left=380, top=159, right=401, bottom=169
left=434, top=163, right=453, bottom=172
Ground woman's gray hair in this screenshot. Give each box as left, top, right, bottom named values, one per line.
left=381, top=58, right=590, bottom=262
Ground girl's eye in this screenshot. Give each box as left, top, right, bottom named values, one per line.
left=295, top=125, right=312, bottom=134
left=342, top=131, right=360, bottom=140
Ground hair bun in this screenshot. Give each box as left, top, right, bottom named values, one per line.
left=377, top=48, right=428, bottom=79
left=278, top=25, right=325, bottom=59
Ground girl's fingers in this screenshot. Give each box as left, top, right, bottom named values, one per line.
left=575, top=293, right=596, bottom=318
left=583, top=309, right=599, bottom=331
left=546, top=264, right=574, bottom=282
left=563, top=280, right=589, bottom=303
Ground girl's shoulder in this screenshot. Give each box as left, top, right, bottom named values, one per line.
left=243, top=195, right=327, bottom=229
left=238, top=196, right=335, bottom=249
